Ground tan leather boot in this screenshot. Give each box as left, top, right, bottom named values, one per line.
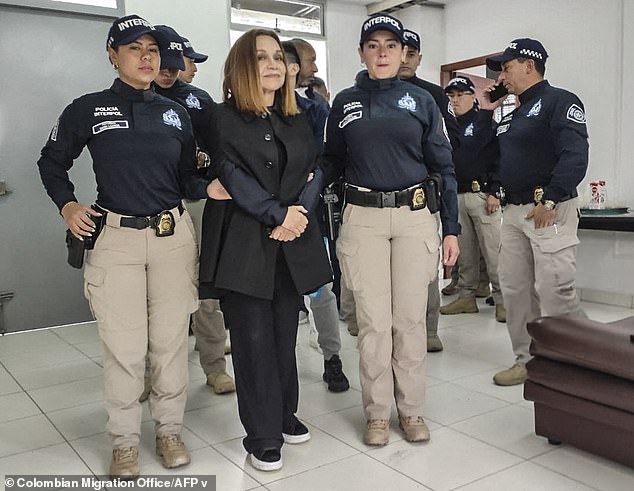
left=493, top=364, right=527, bottom=386
left=207, top=371, right=236, bottom=394
left=156, top=434, right=191, bottom=469
left=399, top=416, right=430, bottom=442
left=440, top=296, right=479, bottom=315
left=364, top=419, right=389, bottom=446
left=110, top=447, right=139, bottom=479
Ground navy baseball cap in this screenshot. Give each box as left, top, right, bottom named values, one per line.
left=403, top=29, right=421, bottom=51
left=182, top=37, right=208, bottom=63
left=445, top=76, right=475, bottom=93
left=106, top=14, right=167, bottom=51
left=486, top=38, right=548, bottom=71
left=154, top=25, right=185, bottom=71
left=359, top=14, right=404, bottom=46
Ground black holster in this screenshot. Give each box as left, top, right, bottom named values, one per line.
left=424, top=173, right=443, bottom=214
left=65, top=205, right=105, bottom=269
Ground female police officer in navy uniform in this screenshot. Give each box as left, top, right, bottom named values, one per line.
left=198, top=29, right=332, bottom=471
left=319, top=14, right=460, bottom=446
left=37, top=15, right=220, bottom=479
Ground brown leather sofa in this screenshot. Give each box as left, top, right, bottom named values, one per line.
left=523, top=315, right=634, bottom=468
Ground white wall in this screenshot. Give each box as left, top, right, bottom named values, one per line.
left=323, top=1, right=368, bottom=97
left=125, top=0, right=230, bottom=100
left=443, top=0, right=634, bottom=295
left=394, top=5, right=445, bottom=85
left=444, top=0, right=626, bottom=206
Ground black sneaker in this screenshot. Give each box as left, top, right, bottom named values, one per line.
left=250, top=448, right=282, bottom=471
left=323, top=354, right=350, bottom=392
left=282, top=416, right=311, bottom=444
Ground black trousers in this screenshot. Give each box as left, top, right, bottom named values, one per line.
left=220, top=254, right=301, bottom=453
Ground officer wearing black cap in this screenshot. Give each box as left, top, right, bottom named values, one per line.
left=481, top=38, right=589, bottom=386
left=439, top=76, right=505, bottom=322
left=320, top=13, right=459, bottom=446
left=179, top=36, right=208, bottom=84
left=400, top=29, right=460, bottom=148
left=153, top=26, right=214, bottom=145
left=399, top=27, right=461, bottom=353
left=37, top=14, right=218, bottom=478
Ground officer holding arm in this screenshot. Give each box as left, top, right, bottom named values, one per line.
left=481, top=39, right=589, bottom=386
left=37, top=15, right=220, bottom=478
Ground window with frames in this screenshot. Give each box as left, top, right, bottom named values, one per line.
left=231, top=0, right=324, bottom=37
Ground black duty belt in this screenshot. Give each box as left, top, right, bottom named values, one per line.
left=505, top=189, right=578, bottom=206
left=457, top=180, right=489, bottom=194
left=345, top=185, right=425, bottom=209
left=97, top=202, right=185, bottom=230
left=119, top=202, right=185, bottom=229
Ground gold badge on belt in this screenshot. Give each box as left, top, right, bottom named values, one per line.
left=471, top=180, right=481, bottom=193
left=411, top=187, right=426, bottom=210
left=533, top=186, right=544, bottom=204
left=156, top=211, right=175, bottom=237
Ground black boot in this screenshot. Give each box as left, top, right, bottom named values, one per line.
left=323, top=354, right=350, bottom=392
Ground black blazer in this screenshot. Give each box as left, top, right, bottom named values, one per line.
left=199, top=102, right=332, bottom=300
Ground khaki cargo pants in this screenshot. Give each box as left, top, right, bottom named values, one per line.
left=84, top=208, right=198, bottom=448
left=457, top=192, right=503, bottom=303
left=498, top=198, right=585, bottom=365
left=337, top=204, right=439, bottom=420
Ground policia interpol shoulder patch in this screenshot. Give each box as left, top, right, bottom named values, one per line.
left=566, top=104, right=586, bottom=123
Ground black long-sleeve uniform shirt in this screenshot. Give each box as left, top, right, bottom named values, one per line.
left=453, top=107, right=501, bottom=196
left=37, top=78, right=208, bottom=216
left=320, top=71, right=460, bottom=237
left=496, top=80, right=589, bottom=202
left=154, top=79, right=214, bottom=150
left=403, top=75, right=461, bottom=151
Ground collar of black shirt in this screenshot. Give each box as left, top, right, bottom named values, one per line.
left=517, top=79, right=549, bottom=104
left=355, top=70, right=399, bottom=91
left=111, top=78, right=156, bottom=102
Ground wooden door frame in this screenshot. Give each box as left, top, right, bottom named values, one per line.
left=440, top=52, right=503, bottom=87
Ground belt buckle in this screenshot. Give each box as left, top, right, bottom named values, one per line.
left=381, top=192, right=396, bottom=208
left=471, top=180, right=481, bottom=193
left=155, top=211, right=175, bottom=237
left=410, top=187, right=426, bottom=210
left=533, top=186, right=544, bottom=204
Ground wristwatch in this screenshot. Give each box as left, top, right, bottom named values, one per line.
left=542, top=199, right=556, bottom=211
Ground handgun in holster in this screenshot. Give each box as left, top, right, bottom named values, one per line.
left=65, top=205, right=105, bottom=269
left=423, top=173, right=443, bottom=214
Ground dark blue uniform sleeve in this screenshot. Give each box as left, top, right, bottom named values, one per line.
left=475, top=110, right=501, bottom=196
left=545, top=95, right=589, bottom=202
left=319, top=95, right=347, bottom=187
left=178, top=111, right=209, bottom=200
left=37, top=102, right=87, bottom=211
left=440, top=95, right=461, bottom=151
left=421, top=100, right=461, bottom=237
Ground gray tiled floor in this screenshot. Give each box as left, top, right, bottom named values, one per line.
left=1, top=297, right=633, bottom=490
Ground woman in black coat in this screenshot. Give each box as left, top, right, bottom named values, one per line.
left=199, top=29, right=332, bottom=472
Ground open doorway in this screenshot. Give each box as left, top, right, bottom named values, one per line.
left=441, top=53, right=517, bottom=121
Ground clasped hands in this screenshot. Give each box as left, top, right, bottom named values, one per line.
left=206, top=178, right=309, bottom=242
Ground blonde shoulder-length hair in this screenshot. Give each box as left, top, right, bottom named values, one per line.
left=223, top=29, right=298, bottom=117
